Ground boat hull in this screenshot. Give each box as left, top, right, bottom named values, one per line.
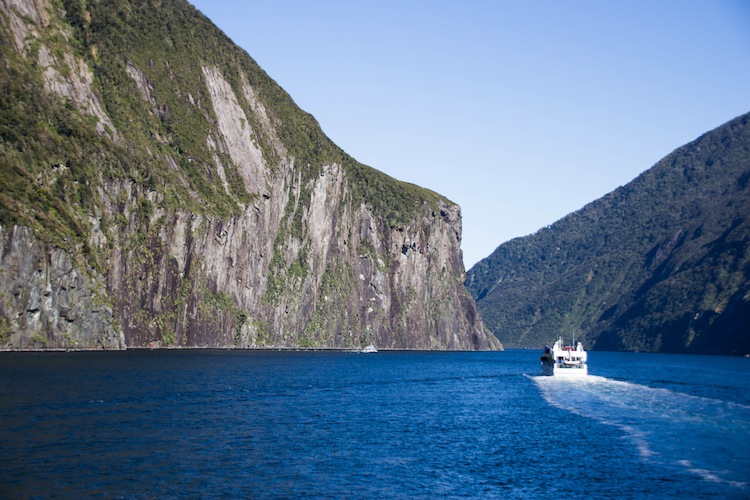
left=542, top=364, right=588, bottom=377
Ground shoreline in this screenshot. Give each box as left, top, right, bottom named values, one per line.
left=0, top=346, right=501, bottom=353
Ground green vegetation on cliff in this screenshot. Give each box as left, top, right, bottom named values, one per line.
left=466, top=113, right=750, bottom=355
left=1, top=0, right=497, bottom=351
left=0, top=0, right=444, bottom=254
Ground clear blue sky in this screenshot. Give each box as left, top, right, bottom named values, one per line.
left=190, top=0, right=750, bottom=269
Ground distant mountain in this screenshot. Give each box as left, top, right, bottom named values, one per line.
left=0, top=0, right=499, bottom=350
left=466, top=113, right=750, bottom=355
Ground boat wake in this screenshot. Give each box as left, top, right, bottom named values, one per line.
left=530, top=374, right=750, bottom=490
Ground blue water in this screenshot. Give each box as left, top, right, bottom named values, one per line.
left=0, top=349, right=748, bottom=498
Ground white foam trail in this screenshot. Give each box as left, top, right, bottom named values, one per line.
left=530, top=373, right=750, bottom=489
left=677, top=460, right=748, bottom=488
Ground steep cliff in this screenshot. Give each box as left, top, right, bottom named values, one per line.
left=466, top=113, right=750, bottom=355
left=0, top=0, right=499, bottom=350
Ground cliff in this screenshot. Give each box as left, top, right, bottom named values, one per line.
left=466, top=113, right=750, bottom=355
left=0, top=0, right=499, bottom=350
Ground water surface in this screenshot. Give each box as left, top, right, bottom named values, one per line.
left=1, top=349, right=748, bottom=498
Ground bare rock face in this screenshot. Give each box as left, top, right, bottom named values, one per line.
left=0, top=226, right=123, bottom=349
left=0, top=0, right=500, bottom=351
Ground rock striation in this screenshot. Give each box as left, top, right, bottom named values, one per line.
left=0, top=0, right=499, bottom=350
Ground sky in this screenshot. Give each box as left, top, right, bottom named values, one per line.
left=190, top=0, right=750, bottom=269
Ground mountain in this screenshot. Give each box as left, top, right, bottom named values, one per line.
left=0, top=0, right=500, bottom=351
left=466, top=113, right=750, bottom=355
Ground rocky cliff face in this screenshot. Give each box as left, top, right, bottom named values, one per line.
left=0, top=0, right=499, bottom=350
left=0, top=225, right=122, bottom=348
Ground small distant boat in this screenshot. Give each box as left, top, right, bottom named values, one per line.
left=540, top=336, right=588, bottom=377
left=360, top=344, right=378, bottom=353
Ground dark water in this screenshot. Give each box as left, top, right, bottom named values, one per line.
left=1, top=349, right=748, bottom=498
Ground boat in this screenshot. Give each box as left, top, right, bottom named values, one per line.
left=540, top=336, right=588, bottom=377
left=360, top=344, right=378, bottom=353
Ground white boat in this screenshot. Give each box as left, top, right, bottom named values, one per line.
left=360, top=344, right=378, bottom=353
left=540, top=336, right=588, bottom=377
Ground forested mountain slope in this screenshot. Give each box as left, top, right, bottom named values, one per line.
left=0, top=0, right=499, bottom=350
left=466, top=113, right=750, bottom=355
